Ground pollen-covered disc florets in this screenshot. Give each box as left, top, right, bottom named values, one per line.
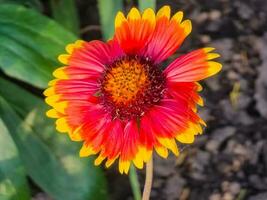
left=100, top=56, right=166, bottom=120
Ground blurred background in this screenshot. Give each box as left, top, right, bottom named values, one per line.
left=0, top=0, right=267, bottom=200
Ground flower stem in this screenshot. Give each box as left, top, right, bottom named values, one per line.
left=129, top=165, right=142, bottom=200
left=142, top=157, right=153, bottom=200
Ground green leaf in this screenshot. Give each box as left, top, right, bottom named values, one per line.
left=0, top=34, right=54, bottom=88
left=0, top=81, right=108, bottom=200
left=0, top=119, right=30, bottom=200
left=138, top=0, right=156, bottom=12
left=0, top=0, right=42, bottom=10
left=97, top=0, right=123, bottom=40
left=50, top=0, right=80, bottom=35
left=0, top=4, right=77, bottom=88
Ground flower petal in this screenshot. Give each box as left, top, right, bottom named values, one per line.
left=145, top=99, right=204, bottom=153
left=99, top=120, right=125, bottom=160
left=167, top=82, right=204, bottom=109
left=156, top=5, right=171, bottom=19
left=155, top=144, right=169, bottom=158
left=114, top=8, right=156, bottom=54
left=68, top=40, right=123, bottom=71
left=141, top=7, right=191, bottom=63
left=119, top=159, right=131, bottom=174
left=164, top=48, right=222, bottom=82
left=121, top=120, right=139, bottom=161
left=176, top=122, right=203, bottom=144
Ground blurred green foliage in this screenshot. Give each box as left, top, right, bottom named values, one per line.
left=0, top=0, right=42, bottom=10
left=50, top=0, right=80, bottom=35
left=0, top=4, right=77, bottom=88
left=0, top=2, right=107, bottom=200
left=0, top=119, right=30, bottom=200
left=138, top=0, right=156, bottom=11
left=97, top=0, right=123, bottom=40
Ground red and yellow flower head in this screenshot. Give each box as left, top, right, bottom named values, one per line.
left=44, top=6, right=222, bottom=174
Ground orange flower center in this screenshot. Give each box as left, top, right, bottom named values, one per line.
left=100, top=56, right=166, bottom=120
left=103, top=58, right=149, bottom=104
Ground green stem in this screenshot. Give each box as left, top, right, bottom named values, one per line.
left=129, top=165, right=142, bottom=200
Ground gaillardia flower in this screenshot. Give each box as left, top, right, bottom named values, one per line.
left=44, top=6, right=221, bottom=174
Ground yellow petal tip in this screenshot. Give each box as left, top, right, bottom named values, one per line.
left=66, top=40, right=85, bottom=54
left=53, top=101, right=68, bottom=114
left=43, top=87, right=55, bottom=96
left=142, top=8, right=156, bottom=25
left=119, top=160, right=130, bottom=174
left=172, top=11, right=183, bottom=23
left=207, top=61, right=222, bottom=76
left=46, top=109, right=60, bottom=118
left=45, top=95, right=60, bottom=106
left=58, top=54, right=70, bottom=65
left=157, top=5, right=171, bottom=19
left=127, top=7, right=141, bottom=20
left=53, top=67, right=68, bottom=79
left=56, top=118, right=70, bottom=133
left=176, top=133, right=195, bottom=144
left=105, top=157, right=117, bottom=168
left=181, top=19, right=192, bottom=35
left=115, top=11, right=127, bottom=28
left=48, top=79, right=58, bottom=86
left=94, top=155, right=106, bottom=166
left=207, top=53, right=220, bottom=60
left=79, top=145, right=97, bottom=157
left=203, top=47, right=215, bottom=53
left=155, top=146, right=169, bottom=158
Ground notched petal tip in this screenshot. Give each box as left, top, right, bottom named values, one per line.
left=46, top=109, right=60, bottom=118
left=58, top=54, right=70, bottom=65
left=197, top=96, right=204, bottom=106
left=43, top=87, right=55, bottom=96
left=105, top=157, right=117, bottom=168
left=155, top=146, right=169, bottom=158
left=207, top=61, right=222, bottom=76
left=94, top=155, right=106, bottom=166
left=66, top=44, right=75, bottom=54
left=156, top=5, right=171, bottom=19
left=133, top=156, right=144, bottom=169
left=115, top=11, right=127, bottom=28
left=176, top=133, right=195, bottom=144
left=142, top=8, right=156, bottom=24
left=181, top=19, right=192, bottom=35
left=176, top=124, right=198, bottom=144
left=80, top=145, right=97, bottom=157
left=207, top=53, right=221, bottom=60
left=196, top=82, right=203, bottom=92
left=139, top=147, right=152, bottom=162
left=48, top=79, right=58, bottom=86
left=69, top=128, right=83, bottom=141
left=45, top=95, right=60, bottom=106
left=53, top=101, right=68, bottom=114
left=53, top=67, right=68, bottom=79
left=158, top=138, right=179, bottom=156
left=171, top=11, right=183, bottom=23
left=199, top=118, right=207, bottom=127
left=65, top=40, right=85, bottom=54
left=56, top=117, right=70, bottom=133
left=127, top=7, right=141, bottom=20
left=74, top=40, right=85, bottom=47
left=203, top=47, right=215, bottom=53
left=119, top=160, right=131, bottom=174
